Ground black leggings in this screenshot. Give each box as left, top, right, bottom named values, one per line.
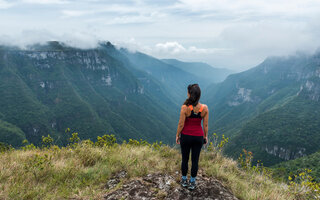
left=180, top=133, right=204, bottom=177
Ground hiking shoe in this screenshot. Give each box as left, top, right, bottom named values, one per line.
left=181, top=178, right=188, bottom=188
left=188, top=181, right=196, bottom=190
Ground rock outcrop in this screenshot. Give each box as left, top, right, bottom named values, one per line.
left=104, top=171, right=238, bottom=200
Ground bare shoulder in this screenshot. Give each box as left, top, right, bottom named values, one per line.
left=181, top=104, right=188, bottom=111
left=201, top=103, right=208, bottom=110
left=202, top=104, right=209, bottom=114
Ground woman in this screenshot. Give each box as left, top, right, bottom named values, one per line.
left=176, top=83, right=209, bottom=190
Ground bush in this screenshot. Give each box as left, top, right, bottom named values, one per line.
left=288, top=169, right=320, bottom=199
left=205, top=133, right=229, bottom=153
left=0, top=142, right=12, bottom=152
left=68, top=132, right=80, bottom=147
left=95, top=134, right=116, bottom=147
left=24, top=153, right=53, bottom=182
left=42, top=134, right=54, bottom=148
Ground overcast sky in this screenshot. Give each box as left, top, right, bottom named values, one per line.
left=1, top=0, right=320, bottom=71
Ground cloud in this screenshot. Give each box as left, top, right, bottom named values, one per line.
left=114, top=39, right=233, bottom=66
left=154, top=41, right=230, bottom=55
left=173, top=0, right=320, bottom=18
left=0, top=29, right=100, bottom=49
left=1, top=0, right=320, bottom=70
left=61, top=10, right=90, bottom=17
left=0, top=0, right=13, bottom=9
left=22, top=0, right=69, bottom=4
left=105, top=12, right=165, bottom=25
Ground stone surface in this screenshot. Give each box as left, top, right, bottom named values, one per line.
left=104, top=171, right=238, bottom=200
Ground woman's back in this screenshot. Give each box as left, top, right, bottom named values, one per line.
left=181, top=103, right=205, bottom=136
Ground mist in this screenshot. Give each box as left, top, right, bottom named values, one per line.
left=1, top=0, right=320, bottom=71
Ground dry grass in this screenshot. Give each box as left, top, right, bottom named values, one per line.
left=0, top=143, right=297, bottom=200
left=200, top=152, right=295, bottom=200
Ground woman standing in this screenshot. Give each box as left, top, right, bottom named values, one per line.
left=176, top=83, right=209, bottom=190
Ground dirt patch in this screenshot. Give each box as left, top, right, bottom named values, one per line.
left=104, top=171, right=239, bottom=200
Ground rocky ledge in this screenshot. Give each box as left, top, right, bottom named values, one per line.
left=104, top=170, right=238, bottom=200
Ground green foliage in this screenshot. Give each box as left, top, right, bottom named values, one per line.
left=125, top=138, right=164, bottom=151
left=22, top=143, right=37, bottom=151
left=21, top=139, right=37, bottom=150
left=288, top=169, right=320, bottom=199
left=0, top=142, right=12, bottom=152
left=238, top=149, right=273, bottom=179
left=127, top=138, right=150, bottom=146
left=24, top=153, right=53, bottom=181
left=81, top=139, right=94, bottom=147
left=0, top=120, right=26, bottom=147
left=238, top=149, right=253, bottom=170
left=22, top=139, right=28, bottom=145
left=273, top=151, right=320, bottom=182
left=225, top=97, right=320, bottom=166
left=95, top=134, right=116, bottom=147
left=151, top=141, right=163, bottom=151
left=65, top=128, right=71, bottom=133
left=205, top=52, right=320, bottom=167
left=69, top=132, right=80, bottom=145
left=0, top=44, right=179, bottom=148
left=206, top=133, right=229, bottom=153
left=42, top=134, right=54, bottom=148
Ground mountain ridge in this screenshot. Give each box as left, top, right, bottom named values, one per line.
left=204, top=51, right=320, bottom=166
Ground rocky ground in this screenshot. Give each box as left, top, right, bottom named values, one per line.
left=104, top=170, right=239, bottom=200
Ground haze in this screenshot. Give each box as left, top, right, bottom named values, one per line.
left=1, top=0, right=320, bottom=71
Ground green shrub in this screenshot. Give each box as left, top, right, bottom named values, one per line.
left=42, top=134, right=54, bottom=148
left=69, top=132, right=80, bottom=147
left=0, top=142, right=12, bottom=152
left=95, top=134, right=116, bottom=147
left=24, top=153, right=53, bottom=181
left=206, top=133, right=229, bottom=153
left=288, top=169, right=320, bottom=199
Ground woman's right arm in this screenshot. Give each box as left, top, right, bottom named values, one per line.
left=176, top=105, right=187, bottom=144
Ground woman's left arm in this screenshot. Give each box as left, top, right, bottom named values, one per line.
left=203, top=105, right=209, bottom=144
left=176, top=105, right=187, bottom=144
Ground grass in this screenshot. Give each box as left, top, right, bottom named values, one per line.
left=200, top=152, right=294, bottom=200
left=0, top=140, right=300, bottom=200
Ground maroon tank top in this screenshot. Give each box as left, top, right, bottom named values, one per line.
left=181, top=104, right=204, bottom=136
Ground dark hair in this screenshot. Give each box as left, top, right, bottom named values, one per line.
left=183, top=84, right=201, bottom=106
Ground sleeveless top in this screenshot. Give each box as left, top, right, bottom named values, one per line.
left=181, top=104, right=204, bottom=136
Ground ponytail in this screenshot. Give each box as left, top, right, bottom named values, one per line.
left=183, top=84, right=201, bottom=106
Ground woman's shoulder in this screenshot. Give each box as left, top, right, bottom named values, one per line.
left=181, top=104, right=188, bottom=110
left=200, top=103, right=208, bottom=108
left=200, top=103, right=209, bottom=112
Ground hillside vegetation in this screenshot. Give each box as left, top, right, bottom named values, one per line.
left=204, top=53, right=320, bottom=166
left=1, top=133, right=318, bottom=200
left=0, top=42, right=180, bottom=146
left=0, top=41, right=232, bottom=148
left=273, top=150, right=320, bottom=182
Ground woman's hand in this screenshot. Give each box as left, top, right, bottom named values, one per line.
left=203, top=136, right=208, bottom=145
left=176, top=135, right=180, bottom=144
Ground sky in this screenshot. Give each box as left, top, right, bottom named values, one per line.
left=1, top=0, right=320, bottom=71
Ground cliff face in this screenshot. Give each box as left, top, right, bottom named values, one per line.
left=0, top=42, right=178, bottom=146
left=204, top=52, right=320, bottom=165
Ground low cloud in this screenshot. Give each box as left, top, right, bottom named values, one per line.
left=0, top=29, right=100, bottom=49
left=22, top=0, right=69, bottom=4
left=154, top=41, right=231, bottom=55
left=0, top=0, right=13, bottom=9
left=105, top=15, right=155, bottom=25
left=61, top=10, right=90, bottom=18
left=1, top=0, right=320, bottom=70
